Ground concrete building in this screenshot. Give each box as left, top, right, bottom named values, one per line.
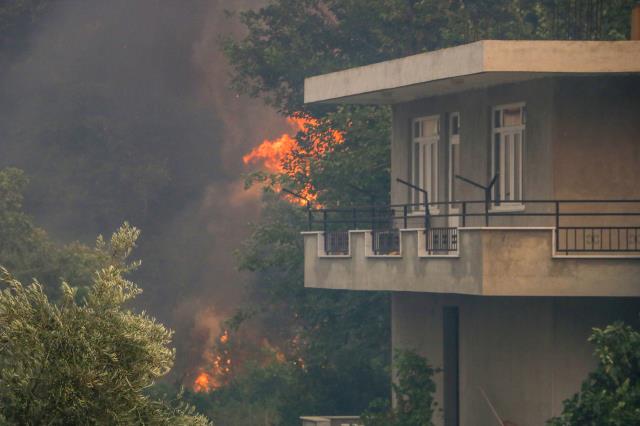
left=302, top=40, right=640, bottom=425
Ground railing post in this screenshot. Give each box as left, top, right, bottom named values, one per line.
left=352, top=208, right=357, bottom=229
left=371, top=206, right=376, bottom=232
left=323, top=210, right=328, bottom=254
left=424, top=192, right=430, bottom=231
left=403, top=205, right=408, bottom=229
left=555, top=201, right=560, bottom=253
left=461, top=202, right=466, bottom=227
left=484, top=188, right=490, bottom=227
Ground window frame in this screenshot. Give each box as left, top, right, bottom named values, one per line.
left=491, top=102, right=525, bottom=211
left=411, top=115, right=440, bottom=214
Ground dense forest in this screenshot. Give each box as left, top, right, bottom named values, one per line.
left=0, top=1, right=638, bottom=425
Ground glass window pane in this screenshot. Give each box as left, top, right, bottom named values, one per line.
left=413, top=121, right=420, bottom=138
left=451, top=115, right=459, bottom=135
left=431, top=144, right=437, bottom=201
left=504, top=135, right=511, bottom=200
left=452, top=144, right=459, bottom=201
left=414, top=142, right=420, bottom=203
left=514, top=133, right=521, bottom=200
left=494, top=110, right=501, bottom=128
left=503, top=106, right=522, bottom=127
left=494, top=133, right=501, bottom=202
left=423, top=144, right=428, bottom=201
left=424, top=118, right=438, bottom=136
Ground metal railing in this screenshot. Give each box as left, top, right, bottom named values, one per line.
left=308, top=199, right=640, bottom=256
left=324, top=231, right=349, bottom=255
left=427, top=227, right=459, bottom=253
left=372, top=229, right=400, bottom=255
left=556, top=227, right=639, bottom=253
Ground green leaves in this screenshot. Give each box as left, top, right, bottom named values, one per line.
left=362, top=350, right=440, bottom=426
left=0, top=168, right=108, bottom=300
left=0, top=224, right=210, bottom=425
left=548, top=321, right=640, bottom=426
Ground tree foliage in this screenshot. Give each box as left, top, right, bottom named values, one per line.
left=220, top=193, right=391, bottom=424
left=0, top=0, right=57, bottom=60
left=225, top=0, right=636, bottom=115
left=362, top=350, right=440, bottom=426
left=217, top=0, right=638, bottom=423
left=548, top=321, right=640, bottom=426
left=0, top=223, right=210, bottom=425
left=0, top=167, right=105, bottom=298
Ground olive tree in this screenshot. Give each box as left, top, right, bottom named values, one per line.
left=0, top=223, right=210, bottom=425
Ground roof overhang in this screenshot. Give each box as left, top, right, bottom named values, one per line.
left=304, top=40, right=640, bottom=105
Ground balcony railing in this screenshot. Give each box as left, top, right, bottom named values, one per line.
left=324, top=230, right=349, bottom=255
left=309, top=199, right=640, bottom=256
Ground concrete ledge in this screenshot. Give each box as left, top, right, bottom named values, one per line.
left=304, top=40, right=640, bottom=104
left=303, top=228, right=640, bottom=296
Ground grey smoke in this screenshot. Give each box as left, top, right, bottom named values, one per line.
left=0, top=0, right=285, bottom=382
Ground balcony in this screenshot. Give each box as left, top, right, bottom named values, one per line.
left=302, top=199, right=640, bottom=297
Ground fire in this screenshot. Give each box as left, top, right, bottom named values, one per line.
left=193, top=371, right=213, bottom=392
left=243, top=117, right=308, bottom=174
left=192, top=330, right=232, bottom=393
left=243, top=116, right=344, bottom=205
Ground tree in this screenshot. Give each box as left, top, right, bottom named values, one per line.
left=0, top=223, right=210, bottom=425
left=225, top=0, right=636, bottom=116
left=0, top=167, right=104, bottom=298
left=226, top=193, right=391, bottom=424
left=361, top=350, right=440, bottom=426
left=0, top=0, right=57, bottom=61
left=548, top=321, right=640, bottom=425
left=218, top=0, right=638, bottom=423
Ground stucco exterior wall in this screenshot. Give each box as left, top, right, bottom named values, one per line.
left=552, top=76, right=640, bottom=227
left=391, top=75, right=640, bottom=229
left=392, top=293, right=640, bottom=426
left=303, top=230, right=640, bottom=297
left=391, top=78, right=555, bottom=228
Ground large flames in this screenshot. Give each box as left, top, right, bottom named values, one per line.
left=191, top=117, right=341, bottom=393
left=242, top=116, right=343, bottom=204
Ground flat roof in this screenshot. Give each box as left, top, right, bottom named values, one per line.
left=304, top=40, right=640, bottom=105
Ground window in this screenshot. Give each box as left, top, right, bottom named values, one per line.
left=448, top=113, right=461, bottom=211
left=492, top=103, right=525, bottom=207
left=411, top=115, right=439, bottom=212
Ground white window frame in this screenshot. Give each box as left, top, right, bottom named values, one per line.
left=411, top=115, right=440, bottom=214
left=491, top=102, right=525, bottom=211
left=448, top=112, right=461, bottom=221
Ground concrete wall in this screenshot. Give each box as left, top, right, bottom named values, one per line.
left=391, top=78, right=555, bottom=228
left=391, top=75, right=640, bottom=229
left=392, top=293, right=640, bottom=426
left=303, top=230, right=640, bottom=297
left=553, top=76, right=640, bottom=200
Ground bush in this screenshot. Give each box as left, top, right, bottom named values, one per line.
left=362, top=350, right=439, bottom=426
left=0, top=224, right=210, bottom=425
left=548, top=321, right=640, bottom=425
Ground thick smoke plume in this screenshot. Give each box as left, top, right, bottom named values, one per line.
left=0, top=0, right=286, bottom=382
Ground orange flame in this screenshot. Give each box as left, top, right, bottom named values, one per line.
left=243, top=116, right=343, bottom=205
left=193, top=371, right=213, bottom=392
left=243, top=117, right=308, bottom=174
left=219, top=329, right=229, bottom=344
left=192, top=330, right=232, bottom=393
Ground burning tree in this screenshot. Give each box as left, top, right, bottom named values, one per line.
left=196, top=0, right=639, bottom=424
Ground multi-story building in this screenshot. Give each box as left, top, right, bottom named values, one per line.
left=302, top=39, right=640, bottom=425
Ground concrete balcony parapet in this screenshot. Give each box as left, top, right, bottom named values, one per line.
left=303, top=228, right=640, bottom=297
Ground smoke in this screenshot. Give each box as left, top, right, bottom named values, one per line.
left=0, top=0, right=286, bottom=382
